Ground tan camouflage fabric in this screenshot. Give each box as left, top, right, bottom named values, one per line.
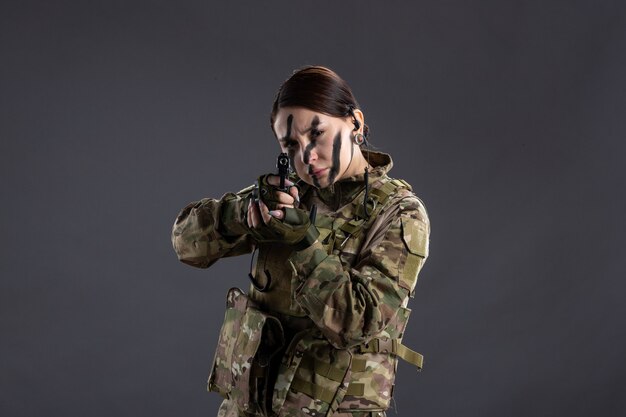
left=172, top=151, right=430, bottom=417
left=208, top=288, right=284, bottom=415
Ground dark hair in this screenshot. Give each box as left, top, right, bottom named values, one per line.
left=270, top=66, right=370, bottom=139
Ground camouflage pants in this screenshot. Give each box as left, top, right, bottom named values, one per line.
left=217, top=399, right=386, bottom=417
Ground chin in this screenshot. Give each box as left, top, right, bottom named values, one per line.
left=315, top=178, right=334, bottom=189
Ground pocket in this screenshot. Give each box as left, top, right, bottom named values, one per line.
left=399, top=217, right=429, bottom=295
left=272, top=333, right=353, bottom=417
left=208, top=288, right=284, bottom=414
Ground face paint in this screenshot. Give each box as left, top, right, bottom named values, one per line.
left=282, top=114, right=293, bottom=142
left=302, top=116, right=320, bottom=165
left=275, top=108, right=363, bottom=189
left=326, top=132, right=342, bottom=184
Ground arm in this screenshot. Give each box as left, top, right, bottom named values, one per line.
left=171, top=186, right=256, bottom=269
left=289, top=195, right=430, bottom=349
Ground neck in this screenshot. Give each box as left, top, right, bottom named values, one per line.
left=344, top=148, right=370, bottom=178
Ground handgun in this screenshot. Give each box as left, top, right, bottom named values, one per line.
left=276, top=152, right=316, bottom=222
left=277, top=152, right=290, bottom=192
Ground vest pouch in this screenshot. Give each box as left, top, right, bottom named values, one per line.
left=272, top=332, right=353, bottom=417
left=208, top=287, right=284, bottom=415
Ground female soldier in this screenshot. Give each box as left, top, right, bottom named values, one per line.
left=171, top=66, right=430, bottom=417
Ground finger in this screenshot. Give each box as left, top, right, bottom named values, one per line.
left=275, top=191, right=295, bottom=205
left=250, top=200, right=262, bottom=228
left=259, top=200, right=272, bottom=225
left=266, top=175, right=294, bottom=188
left=288, top=185, right=300, bottom=206
left=275, top=203, right=294, bottom=210
left=269, top=209, right=284, bottom=220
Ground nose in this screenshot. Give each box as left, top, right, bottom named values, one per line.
left=302, top=144, right=318, bottom=165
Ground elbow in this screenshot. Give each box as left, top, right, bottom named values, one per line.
left=171, top=230, right=211, bottom=269
left=317, top=304, right=387, bottom=350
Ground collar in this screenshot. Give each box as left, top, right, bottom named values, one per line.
left=300, top=150, right=394, bottom=210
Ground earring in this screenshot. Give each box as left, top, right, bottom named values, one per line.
left=353, top=132, right=365, bottom=145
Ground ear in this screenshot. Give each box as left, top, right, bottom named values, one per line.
left=351, top=109, right=365, bottom=133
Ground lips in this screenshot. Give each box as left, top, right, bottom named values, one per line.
left=309, top=167, right=328, bottom=177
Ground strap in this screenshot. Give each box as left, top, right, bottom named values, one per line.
left=351, top=358, right=367, bottom=372
left=358, top=338, right=424, bottom=371
left=298, top=355, right=346, bottom=382
left=290, top=377, right=365, bottom=403
left=346, top=383, right=364, bottom=396
left=290, top=377, right=336, bottom=403
left=394, top=341, right=424, bottom=370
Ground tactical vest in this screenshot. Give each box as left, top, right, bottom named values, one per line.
left=241, top=175, right=426, bottom=415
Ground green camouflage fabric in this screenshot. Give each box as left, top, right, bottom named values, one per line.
left=208, top=288, right=285, bottom=415
left=172, top=151, right=430, bottom=417
left=171, top=185, right=256, bottom=269
left=272, top=331, right=353, bottom=417
left=247, top=206, right=319, bottom=249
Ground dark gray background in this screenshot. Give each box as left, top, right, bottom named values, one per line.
left=2, top=1, right=625, bottom=416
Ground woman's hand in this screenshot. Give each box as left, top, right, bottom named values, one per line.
left=247, top=174, right=299, bottom=227
left=245, top=175, right=318, bottom=249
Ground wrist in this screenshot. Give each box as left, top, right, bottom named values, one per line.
left=292, top=223, right=319, bottom=251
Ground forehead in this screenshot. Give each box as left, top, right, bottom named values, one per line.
left=274, top=107, right=330, bottom=136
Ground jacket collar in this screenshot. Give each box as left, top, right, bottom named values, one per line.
left=300, top=150, right=393, bottom=210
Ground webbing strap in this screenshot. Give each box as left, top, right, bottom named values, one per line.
left=290, top=377, right=336, bottom=403
left=340, top=219, right=365, bottom=235
left=394, top=341, right=424, bottom=370
left=359, top=338, right=424, bottom=370
left=290, top=377, right=366, bottom=403
left=346, top=383, right=364, bottom=396
left=351, top=358, right=367, bottom=372
left=298, top=356, right=346, bottom=382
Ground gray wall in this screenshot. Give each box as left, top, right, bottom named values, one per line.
left=2, top=1, right=625, bottom=416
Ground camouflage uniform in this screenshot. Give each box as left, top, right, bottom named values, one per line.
left=172, top=151, right=430, bottom=417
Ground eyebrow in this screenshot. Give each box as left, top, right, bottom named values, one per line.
left=280, top=116, right=322, bottom=142
left=278, top=114, right=320, bottom=144
left=279, top=114, right=294, bottom=145
left=301, top=116, right=321, bottom=134
left=279, top=137, right=298, bottom=146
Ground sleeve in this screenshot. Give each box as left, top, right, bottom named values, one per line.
left=171, top=185, right=256, bottom=269
left=288, top=194, right=430, bottom=349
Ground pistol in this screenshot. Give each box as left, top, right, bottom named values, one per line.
left=276, top=152, right=291, bottom=192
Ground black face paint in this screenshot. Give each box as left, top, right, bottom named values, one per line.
left=309, top=116, right=320, bottom=131
left=282, top=114, right=293, bottom=142
left=327, top=132, right=342, bottom=185
left=303, top=116, right=320, bottom=165
left=282, top=114, right=296, bottom=159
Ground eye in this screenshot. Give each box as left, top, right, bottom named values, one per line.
left=310, top=129, right=324, bottom=138
left=284, top=140, right=298, bottom=149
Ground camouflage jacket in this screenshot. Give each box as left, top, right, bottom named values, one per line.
left=172, top=151, right=430, bottom=416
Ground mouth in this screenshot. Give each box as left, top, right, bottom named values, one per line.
left=309, top=167, right=328, bottom=177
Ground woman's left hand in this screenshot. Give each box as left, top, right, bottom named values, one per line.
left=247, top=174, right=299, bottom=227
left=247, top=204, right=318, bottom=248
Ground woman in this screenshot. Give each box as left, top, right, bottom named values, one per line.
left=171, top=66, right=430, bottom=417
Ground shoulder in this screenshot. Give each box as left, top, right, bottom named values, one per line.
left=378, top=177, right=429, bottom=225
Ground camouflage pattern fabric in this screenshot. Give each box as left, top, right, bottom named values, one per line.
left=172, top=151, right=429, bottom=417
left=172, top=186, right=256, bottom=269
left=208, top=288, right=285, bottom=415
left=246, top=206, right=319, bottom=249
left=218, top=399, right=386, bottom=417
